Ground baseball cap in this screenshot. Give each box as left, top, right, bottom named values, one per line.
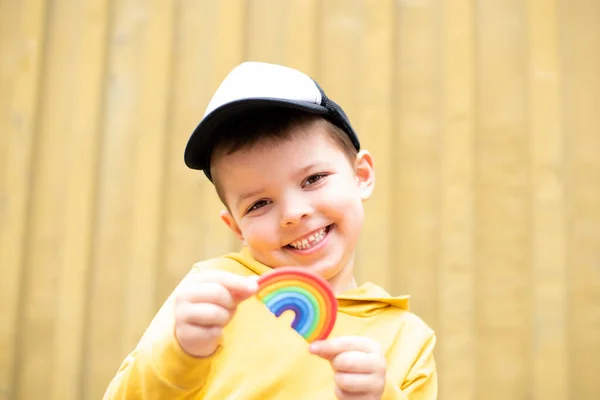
left=183, top=62, right=360, bottom=181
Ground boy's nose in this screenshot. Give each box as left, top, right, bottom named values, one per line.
left=281, top=202, right=313, bottom=227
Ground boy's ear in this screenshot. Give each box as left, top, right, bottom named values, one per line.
left=354, top=150, right=375, bottom=201
left=220, top=209, right=244, bottom=241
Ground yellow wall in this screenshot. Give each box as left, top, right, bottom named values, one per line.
left=1, top=1, right=599, bottom=399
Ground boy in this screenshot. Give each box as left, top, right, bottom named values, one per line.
left=104, top=62, right=437, bottom=399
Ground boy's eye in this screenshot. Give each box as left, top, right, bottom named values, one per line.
left=247, top=199, right=270, bottom=213
left=303, top=173, right=328, bottom=187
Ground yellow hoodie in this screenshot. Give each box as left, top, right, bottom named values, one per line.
left=103, top=249, right=437, bottom=399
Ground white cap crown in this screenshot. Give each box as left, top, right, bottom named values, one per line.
left=204, top=62, right=322, bottom=117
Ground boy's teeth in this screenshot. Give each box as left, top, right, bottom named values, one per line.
left=289, top=227, right=327, bottom=250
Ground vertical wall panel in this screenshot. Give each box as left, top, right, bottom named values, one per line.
left=247, top=0, right=286, bottom=64
left=527, top=0, right=568, bottom=399
left=282, top=0, right=318, bottom=75
left=49, top=1, right=109, bottom=399
left=562, top=0, right=600, bottom=398
left=84, top=0, right=169, bottom=396
left=0, top=1, right=47, bottom=399
left=15, top=0, right=106, bottom=398
left=475, top=1, right=531, bottom=398
left=248, top=0, right=318, bottom=74
left=118, top=0, right=173, bottom=357
left=438, top=0, right=476, bottom=398
left=392, top=0, right=440, bottom=327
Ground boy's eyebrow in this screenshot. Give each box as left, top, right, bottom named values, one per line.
left=297, top=162, right=327, bottom=175
left=236, top=189, right=265, bottom=208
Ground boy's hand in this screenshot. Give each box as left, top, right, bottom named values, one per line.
left=174, top=270, right=258, bottom=357
left=310, top=336, right=386, bottom=400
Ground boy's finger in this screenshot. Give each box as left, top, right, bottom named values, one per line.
left=331, top=351, right=383, bottom=374
left=194, top=270, right=258, bottom=301
left=178, top=302, right=232, bottom=327
left=309, top=336, right=380, bottom=360
left=181, top=282, right=237, bottom=310
left=334, top=372, right=383, bottom=394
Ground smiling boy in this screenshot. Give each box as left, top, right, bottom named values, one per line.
left=104, top=62, right=437, bottom=399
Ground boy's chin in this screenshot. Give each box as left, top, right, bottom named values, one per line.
left=299, top=254, right=351, bottom=281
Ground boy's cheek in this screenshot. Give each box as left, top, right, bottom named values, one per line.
left=242, top=222, right=281, bottom=248
left=321, top=193, right=363, bottom=218
left=323, top=181, right=363, bottom=203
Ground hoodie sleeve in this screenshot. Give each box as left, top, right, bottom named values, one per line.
left=102, top=269, right=217, bottom=399
left=382, top=331, right=438, bottom=400
left=102, top=334, right=217, bottom=399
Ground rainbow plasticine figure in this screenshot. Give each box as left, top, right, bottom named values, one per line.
left=256, top=267, right=337, bottom=343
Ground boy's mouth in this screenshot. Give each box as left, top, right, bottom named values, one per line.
left=285, top=224, right=333, bottom=251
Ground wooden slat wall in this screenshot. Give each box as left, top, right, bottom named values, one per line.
left=529, top=0, right=566, bottom=398
left=1, top=1, right=599, bottom=399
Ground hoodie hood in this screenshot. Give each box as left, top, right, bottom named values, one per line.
left=223, top=248, right=410, bottom=317
left=336, top=283, right=410, bottom=316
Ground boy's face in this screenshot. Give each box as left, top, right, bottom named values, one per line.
left=212, top=123, right=375, bottom=291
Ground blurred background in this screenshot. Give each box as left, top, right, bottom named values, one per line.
left=1, top=0, right=599, bottom=399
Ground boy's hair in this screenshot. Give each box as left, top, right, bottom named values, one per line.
left=209, top=108, right=358, bottom=208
